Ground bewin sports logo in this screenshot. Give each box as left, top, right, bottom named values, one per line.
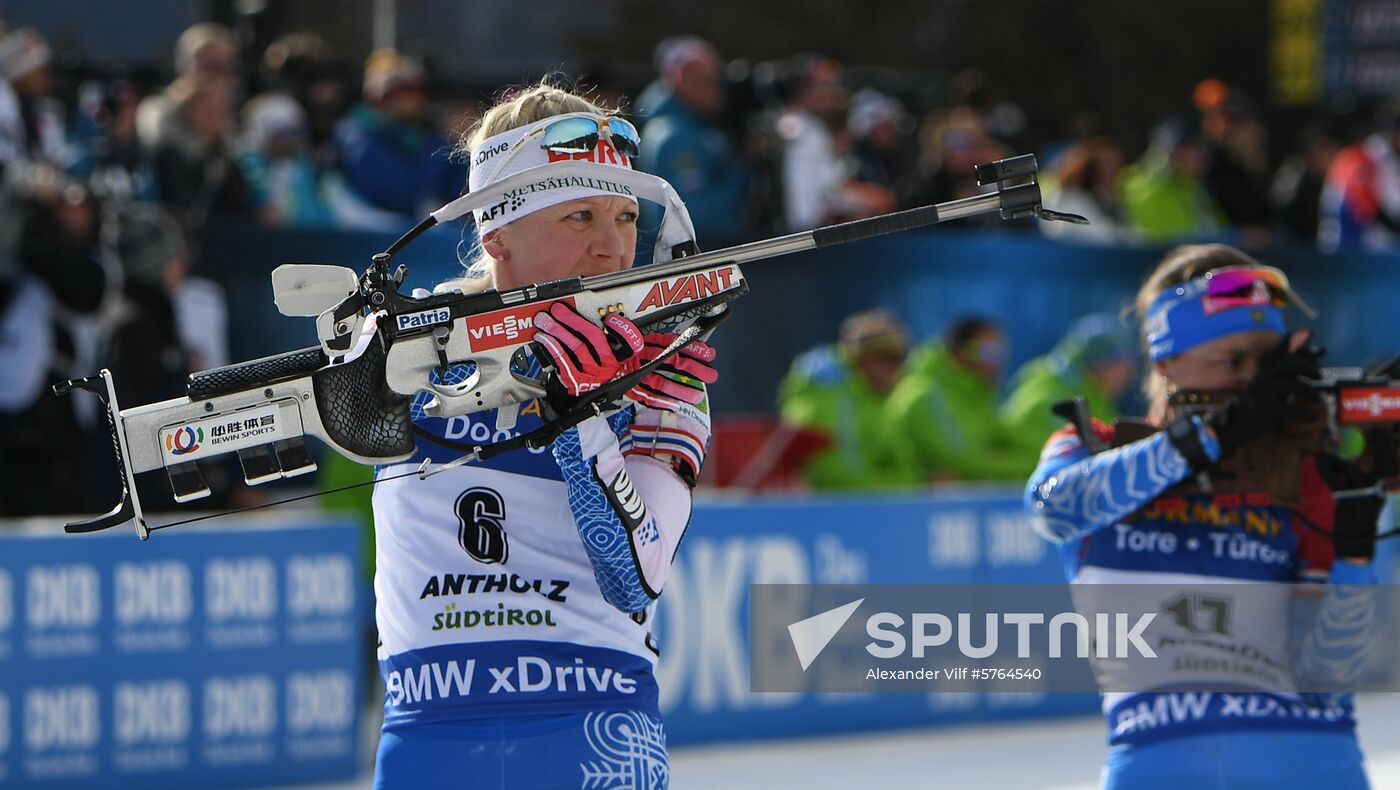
left=165, top=426, right=203, bottom=456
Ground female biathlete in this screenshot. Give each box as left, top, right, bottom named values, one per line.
left=371, top=80, right=717, bottom=790
left=1027, top=243, right=1392, bottom=789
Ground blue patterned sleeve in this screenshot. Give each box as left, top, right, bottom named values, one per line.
left=552, top=412, right=691, bottom=613
left=1024, top=418, right=1219, bottom=543
left=1292, top=560, right=1378, bottom=697
left=604, top=405, right=635, bottom=438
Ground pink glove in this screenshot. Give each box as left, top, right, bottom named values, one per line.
left=532, top=302, right=645, bottom=396
left=627, top=333, right=719, bottom=412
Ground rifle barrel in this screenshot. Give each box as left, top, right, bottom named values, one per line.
left=582, top=192, right=1005, bottom=291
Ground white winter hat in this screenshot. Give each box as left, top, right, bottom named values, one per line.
left=0, top=28, right=50, bottom=83
left=243, top=93, right=307, bottom=149
left=847, top=88, right=902, bottom=139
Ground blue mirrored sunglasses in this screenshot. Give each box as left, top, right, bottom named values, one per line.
left=539, top=115, right=641, bottom=159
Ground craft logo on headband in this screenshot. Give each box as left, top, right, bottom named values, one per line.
left=468, top=112, right=639, bottom=235
left=477, top=176, right=637, bottom=224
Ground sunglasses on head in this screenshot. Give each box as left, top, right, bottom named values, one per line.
left=537, top=114, right=641, bottom=159
left=1200, top=265, right=1313, bottom=316
left=472, top=112, right=644, bottom=203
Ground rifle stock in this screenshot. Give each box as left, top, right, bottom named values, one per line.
left=57, top=337, right=414, bottom=538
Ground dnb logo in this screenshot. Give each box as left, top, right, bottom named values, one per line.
left=165, top=426, right=203, bottom=455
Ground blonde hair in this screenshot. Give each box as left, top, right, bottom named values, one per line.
left=174, top=23, right=234, bottom=75
left=440, top=78, right=613, bottom=295
left=1133, top=243, right=1265, bottom=418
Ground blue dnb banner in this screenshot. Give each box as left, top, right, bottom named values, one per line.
left=657, top=490, right=1100, bottom=745
left=0, top=521, right=363, bottom=790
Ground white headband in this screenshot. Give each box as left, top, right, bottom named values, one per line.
left=466, top=112, right=639, bottom=235
left=437, top=159, right=699, bottom=268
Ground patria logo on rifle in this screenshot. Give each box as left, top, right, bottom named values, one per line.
left=397, top=308, right=453, bottom=331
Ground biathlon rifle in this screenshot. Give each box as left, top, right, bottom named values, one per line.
left=1315, top=357, right=1400, bottom=501
left=1055, top=358, right=1400, bottom=503
left=55, top=154, right=1086, bottom=539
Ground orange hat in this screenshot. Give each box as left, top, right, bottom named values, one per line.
left=839, top=310, right=908, bottom=360
left=363, top=49, right=424, bottom=102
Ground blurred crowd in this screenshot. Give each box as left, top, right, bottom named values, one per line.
left=778, top=309, right=1138, bottom=491
left=2, top=19, right=1399, bottom=514
left=0, top=23, right=472, bottom=231
left=634, top=38, right=1400, bottom=254
left=0, top=21, right=478, bottom=517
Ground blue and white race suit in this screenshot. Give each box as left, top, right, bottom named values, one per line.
left=370, top=363, right=706, bottom=789
left=1026, top=418, right=1375, bottom=789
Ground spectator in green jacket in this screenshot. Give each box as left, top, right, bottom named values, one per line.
left=888, top=317, right=1036, bottom=482
left=1120, top=122, right=1227, bottom=242
left=779, top=309, right=919, bottom=489
left=1000, top=313, right=1138, bottom=464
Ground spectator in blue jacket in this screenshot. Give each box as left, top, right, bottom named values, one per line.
left=637, top=36, right=749, bottom=250
left=331, top=50, right=466, bottom=225
left=239, top=92, right=334, bottom=227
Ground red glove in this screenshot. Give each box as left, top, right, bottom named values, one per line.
left=532, top=302, right=644, bottom=396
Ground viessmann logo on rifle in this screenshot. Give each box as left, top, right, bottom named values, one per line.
left=629, top=266, right=742, bottom=314
left=466, top=298, right=578, bottom=352
left=1340, top=387, right=1400, bottom=423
